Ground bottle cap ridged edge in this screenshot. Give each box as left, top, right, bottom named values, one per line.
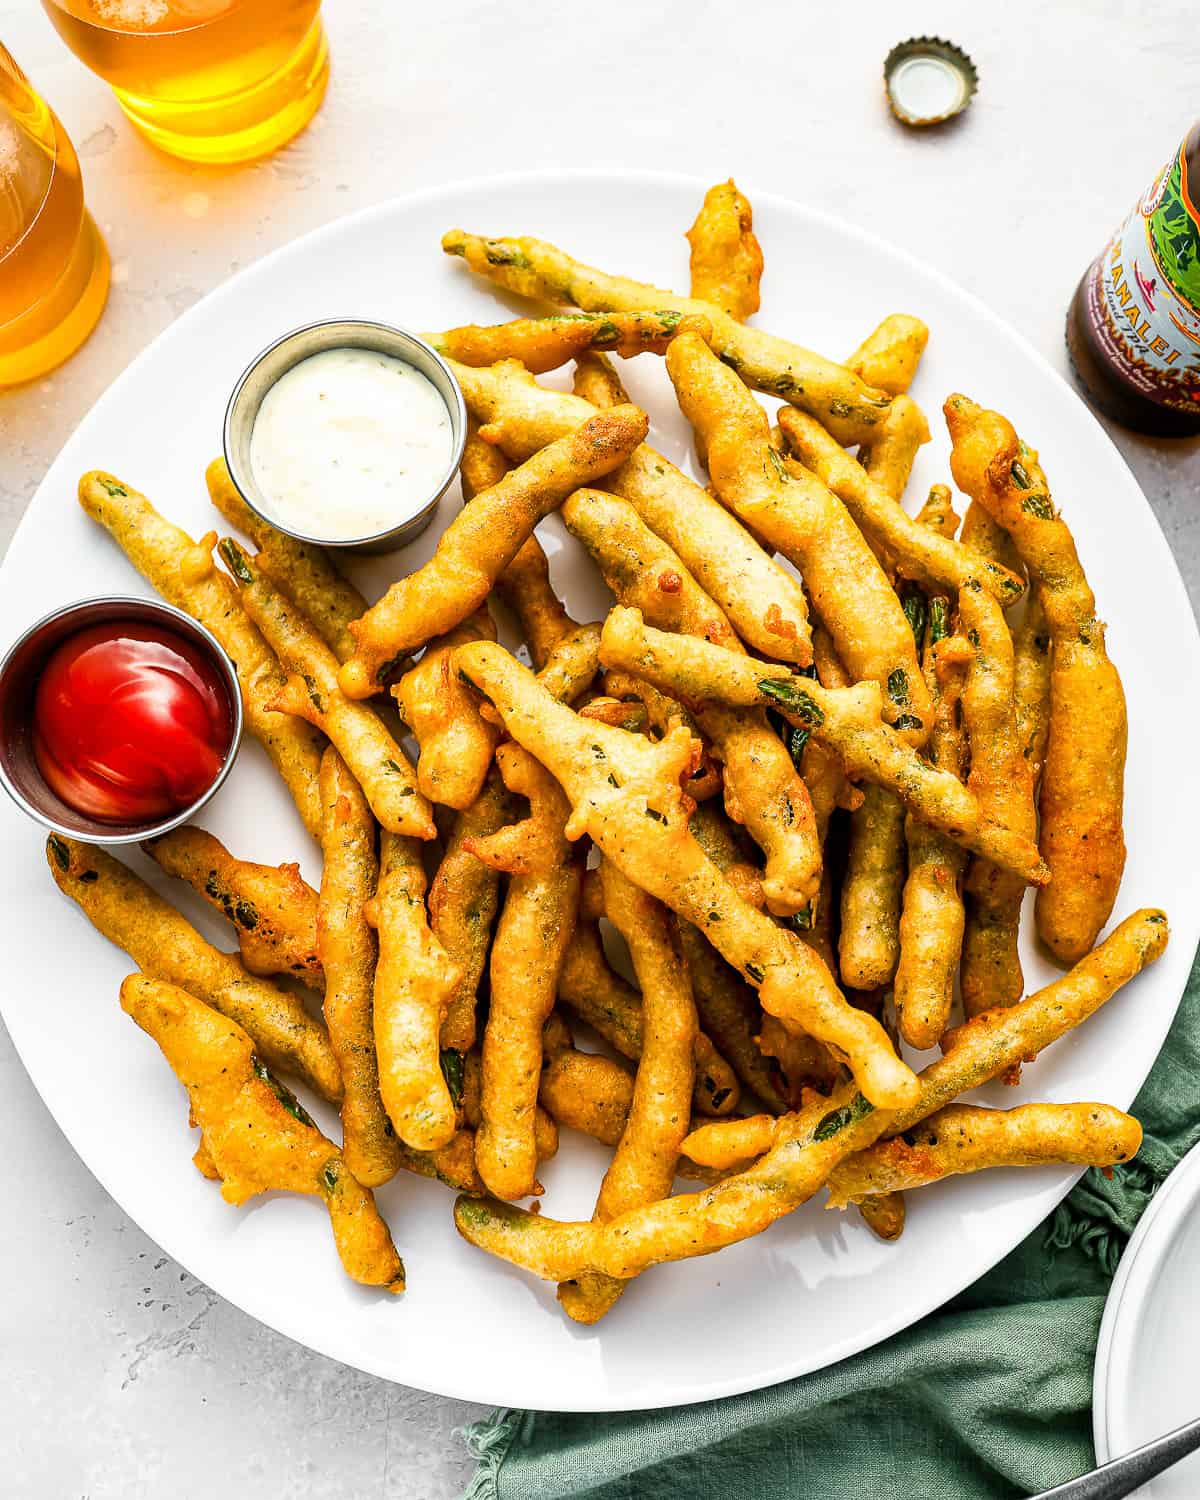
left=884, top=36, right=978, bottom=127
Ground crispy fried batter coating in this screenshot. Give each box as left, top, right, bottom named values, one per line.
left=779, top=406, right=1024, bottom=605
left=664, top=332, right=929, bottom=736
left=855, top=394, right=931, bottom=505
left=455, top=1074, right=882, bottom=1284
left=559, top=861, right=698, bottom=1322
left=441, top=227, right=892, bottom=444
left=218, top=539, right=433, bottom=839
left=455, top=641, right=918, bottom=1112
left=205, top=457, right=367, bottom=664
left=460, top=416, right=513, bottom=499
left=144, top=826, right=321, bottom=988
left=603, top=669, right=721, bottom=802
left=120, top=974, right=403, bottom=1292
left=393, top=609, right=500, bottom=810
left=493, top=536, right=572, bottom=671
left=77, top=471, right=325, bottom=837
left=558, top=918, right=738, bottom=1117
left=1013, top=589, right=1052, bottom=783
left=563, top=485, right=819, bottom=913
left=47, top=835, right=341, bottom=1101
left=839, top=785, right=906, bottom=990
left=684, top=908, right=1166, bottom=1179
left=534, top=622, right=603, bottom=704
left=958, top=582, right=1038, bottom=1015
left=316, top=749, right=401, bottom=1187
left=429, top=311, right=697, bottom=372
left=599, top=608, right=1048, bottom=885
left=448, top=357, right=814, bottom=666
left=367, top=831, right=461, bottom=1152
left=466, top=743, right=582, bottom=1200
left=572, top=350, right=631, bottom=407
left=429, top=769, right=512, bottom=1054
left=895, top=618, right=969, bottom=1049
left=846, top=315, right=929, bottom=397
left=825, top=1102, right=1141, bottom=1205
left=946, top=395, right=1127, bottom=964
left=339, top=405, right=648, bottom=695
left=456, top=900, right=1161, bottom=1283
left=686, top=179, right=764, bottom=320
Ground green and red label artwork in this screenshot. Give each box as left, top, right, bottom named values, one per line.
left=1080, top=139, right=1200, bottom=414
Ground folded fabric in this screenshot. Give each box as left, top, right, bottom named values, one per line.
left=462, top=943, right=1200, bottom=1500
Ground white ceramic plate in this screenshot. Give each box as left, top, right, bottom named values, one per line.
left=2, top=170, right=1198, bottom=1413
left=1094, top=1140, right=1200, bottom=1494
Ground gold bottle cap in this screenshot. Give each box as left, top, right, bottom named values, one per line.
left=883, top=37, right=978, bottom=127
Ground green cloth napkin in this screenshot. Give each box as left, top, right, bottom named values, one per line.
left=462, top=942, right=1200, bottom=1500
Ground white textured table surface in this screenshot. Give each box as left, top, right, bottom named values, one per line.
left=1, top=4, right=1197, bottom=1497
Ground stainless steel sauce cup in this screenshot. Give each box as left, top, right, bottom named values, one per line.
left=0, top=595, right=244, bottom=844
left=222, top=318, right=467, bottom=556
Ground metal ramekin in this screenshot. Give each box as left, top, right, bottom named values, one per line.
left=0, top=596, right=244, bottom=844
left=222, top=318, right=468, bottom=556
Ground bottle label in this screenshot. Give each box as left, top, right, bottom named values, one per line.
left=1083, top=141, right=1200, bottom=414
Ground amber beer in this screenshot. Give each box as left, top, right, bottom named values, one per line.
left=40, top=0, right=329, bottom=165
left=0, top=44, right=110, bottom=386
left=1066, top=123, right=1200, bottom=436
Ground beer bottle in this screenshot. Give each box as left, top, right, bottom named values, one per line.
left=1066, top=124, right=1200, bottom=435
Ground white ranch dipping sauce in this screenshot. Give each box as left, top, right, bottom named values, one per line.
left=249, top=347, right=454, bottom=541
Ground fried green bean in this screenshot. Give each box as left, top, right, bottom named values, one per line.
left=1013, top=588, right=1052, bottom=784
left=368, top=831, right=461, bottom=1152
left=558, top=919, right=739, bottom=1117
left=220, top=539, right=434, bottom=839
left=856, top=394, right=930, bottom=504
left=466, top=744, right=581, bottom=1200
left=448, top=358, right=815, bottom=666
left=535, top=622, right=603, bottom=704
left=205, top=457, right=367, bottom=663
left=316, top=748, right=400, bottom=1187
left=47, top=835, right=341, bottom=1101
left=779, top=405, right=1024, bottom=605
left=563, top=485, right=820, bottom=913
left=493, top=536, right=573, bottom=671
left=339, top=404, right=647, bottom=695
left=78, top=471, right=325, bottom=838
left=455, top=642, right=918, bottom=1110
left=664, top=331, right=929, bottom=735
left=393, top=609, right=500, bottom=810
left=946, top=395, right=1127, bottom=964
left=895, top=625, right=969, bottom=1049
left=143, top=825, right=321, bottom=988
left=599, top=608, right=1049, bottom=884
left=560, top=861, right=697, bottom=1322
left=684, top=908, right=1166, bottom=1176
left=846, top=314, right=929, bottom=397
left=958, top=581, right=1038, bottom=1015
left=826, top=1102, right=1142, bottom=1205
left=442, top=227, right=892, bottom=443
left=429, top=769, right=512, bottom=1054
left=603, top=669, right=722, bottom=802
left=839, top=785, right=906, bottom=990
left=122, top=974, right=404, bottom=1291
left=428, top=311, right=694, bottom=372
left=686, top=178, right=764, bottom=320
left=573, top=349, right=633, bottom=406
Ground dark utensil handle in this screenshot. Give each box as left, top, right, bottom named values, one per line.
left=1034, top=1416, right=1200, bottom=1499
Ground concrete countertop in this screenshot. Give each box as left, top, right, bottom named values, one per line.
left=1, top=3, right=1196, bottom=1496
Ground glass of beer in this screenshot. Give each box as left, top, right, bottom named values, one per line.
left=0, top=42, right=110, bottom=387
left=39, top=1, right=330, bottom=165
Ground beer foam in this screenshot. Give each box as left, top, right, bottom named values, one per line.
left=94, top=0, right=170, bottom=25
left=0, top=121, right=22, bottom=189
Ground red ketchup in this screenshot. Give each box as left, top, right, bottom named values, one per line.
left=32, top=620, right=233, bottom=824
